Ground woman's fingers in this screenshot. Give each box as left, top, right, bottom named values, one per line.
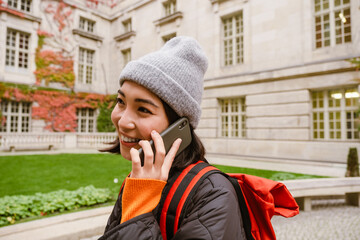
left=151, top=130, right=166, bottom=169
left=162, top=138, right=182, bottom=178
left=130, top=147, right=141, bottom=178
left=138, top=140, right=154, bottom=169
left=130, top=131, right=182, bottom=181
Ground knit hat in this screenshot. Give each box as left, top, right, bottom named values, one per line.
left=119, top=36, right=208, bottom=129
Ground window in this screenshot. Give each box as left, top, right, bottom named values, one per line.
left=219, top=98, right=246, bottom=138
left=314, top=0, right=351, bottom=48
left=6, top=29, right=30, bottom=69
left=312, top=88, right=359, bottom=140
left=78, top=48, right=95, bottom=84
left=7, top=0, right=32, bottom=12
left=76, top=108, right=96, bottom=132
left=222, top=12, right=244, bottom=66
left=162, top=33, right=176, bottom=43
left=163, top=0, right=176, bottom=16
left=0, top=100, right=31, bottom=133
left=122, top=49, right=131, bottom=67
left=79, top=17, right=95, bottom=33
left=122, top=19, right=132, bottom=33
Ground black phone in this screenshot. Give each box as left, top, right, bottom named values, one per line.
left=138, top=117, right=192, bottom=166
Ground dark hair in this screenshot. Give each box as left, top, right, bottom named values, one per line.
left=100, top=100, right=206, bottom=170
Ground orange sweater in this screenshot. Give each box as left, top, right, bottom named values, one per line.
left=121, top=177, right=166, bottom=223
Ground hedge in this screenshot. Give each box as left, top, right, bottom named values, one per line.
left=0, top=185, right=112, bottom=227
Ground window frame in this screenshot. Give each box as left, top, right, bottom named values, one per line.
left=7, top=0, right=32, bottom=13
left=221, top=11, right=244, bottom=67
left=163, top=0, right=177, bottom=17
left=122, top=19, right=132, bottom=33
left=78, top=47, right=95, bottom=84
left=76, top=108, right=96, bottom=133
left=5, top=28, right=30, bottom=71
left=0, top=100, right=31, bottom=133
left=313, top=0, right=351, bottom=49
left=121, top=48, right=131, bottom=67
left=162, top=33, right=176, bottom=44
left=311, top=87, right=359, bottom=141
left=79, top=17, right=96, bottom=33
left=218, top=98, right=246, bottom=138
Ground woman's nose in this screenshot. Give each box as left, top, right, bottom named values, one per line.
left=117, top=109, right=135, bottom=130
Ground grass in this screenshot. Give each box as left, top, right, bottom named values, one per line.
left=0, top=153, right=131, bottom=198
left=212, top=164, right=324, bottom=181
left=0, top=153, right=323, bottom=198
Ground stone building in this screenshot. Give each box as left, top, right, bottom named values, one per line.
left=0, top=0, right=359, bottom=175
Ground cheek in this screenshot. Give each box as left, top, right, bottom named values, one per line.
left=137, top=120, right=154, bottom=139
left=139, top=118, right=169, bottom=139
left=111, top=107, right=120, bottom=127
left=157, top=120, right=169, bottom=133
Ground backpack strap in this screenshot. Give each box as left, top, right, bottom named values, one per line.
left=159, top=161, right=254, bottom=240
left=159, top=161, right=217, bottom=240
left=226, top=175, right=255, bottom=240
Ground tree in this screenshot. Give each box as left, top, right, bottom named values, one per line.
left=345, top=148, right=360, bottom=177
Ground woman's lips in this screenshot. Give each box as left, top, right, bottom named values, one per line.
left=119, top=134, right=141, bottom=148
left=120, top=139, right=139, bottom=148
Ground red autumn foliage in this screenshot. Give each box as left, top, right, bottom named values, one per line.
left=34, top=43, right=75, bottom=88
left=37, top=29, right=54, bottom=38
left=1, top=85, right=113, bottom=132
left=13, top=88, right=31, bottom=101
left=86, top=0, right=99, bottom=7
left=45, top=0, right=73, bottom=32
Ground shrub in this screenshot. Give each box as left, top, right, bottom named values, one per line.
left=97, top=101, right=116, bottom=132
left=345, top=148, right=360, bottom=177
left=0, top=185, right=112, bottom=227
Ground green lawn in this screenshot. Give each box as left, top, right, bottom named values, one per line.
left=0, top=153, right=322, bottom=198
left=211, top=164, right=323, bottom=180
left=0, top=154, right=131, bottom=198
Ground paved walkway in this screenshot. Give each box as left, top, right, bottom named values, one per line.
left=1, top=198, right=360, bottom=239
left=0, top=206, right=112, bottom=240
left=272, top=199, right=360, bottom=240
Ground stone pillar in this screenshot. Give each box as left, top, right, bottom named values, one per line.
left=296, top=197, right=312, bottom=212
left=346, top=192, right=360, bottom=207
left=64, top=134, right=77, bottom=149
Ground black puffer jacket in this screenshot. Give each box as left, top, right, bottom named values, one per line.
left=100, top=170, right=246, bottom=240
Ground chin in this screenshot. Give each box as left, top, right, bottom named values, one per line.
left=120, top=146, right=132, bottom=161
left=121, top=150, right=131, bottom=161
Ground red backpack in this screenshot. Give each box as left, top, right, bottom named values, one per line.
left=157, top=161, right=299, bottom=240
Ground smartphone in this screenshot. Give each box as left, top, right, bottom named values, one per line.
left=138, top=117, right=192, bottom=166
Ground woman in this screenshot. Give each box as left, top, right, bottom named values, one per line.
left=100, top=36, right=246, bottom=239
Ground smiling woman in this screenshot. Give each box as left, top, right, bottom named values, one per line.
left=100, top=36, right=248, bottom=239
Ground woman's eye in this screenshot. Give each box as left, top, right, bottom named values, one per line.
left=116, top=98, right=124, bottom=105
left=138, top=107, right=152, bottom=114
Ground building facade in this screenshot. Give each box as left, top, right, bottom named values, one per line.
left=1, top=0, right=359, bottom=172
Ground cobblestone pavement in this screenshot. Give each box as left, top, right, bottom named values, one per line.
left=81, top=199, right=360, bottom=240
left=272, top=199, right=360, bottom=240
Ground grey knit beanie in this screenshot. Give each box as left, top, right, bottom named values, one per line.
left=119, top=36, right=208, bottom=128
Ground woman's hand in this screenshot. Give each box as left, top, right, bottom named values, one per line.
left=130, top=130, right=182, bottom=181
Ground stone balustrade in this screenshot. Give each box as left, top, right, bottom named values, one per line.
left=283, top=177, right=360, bottom=211
left=0, top=132, right=117, bottom=151
left=77, top=133, right=117, bottom=149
